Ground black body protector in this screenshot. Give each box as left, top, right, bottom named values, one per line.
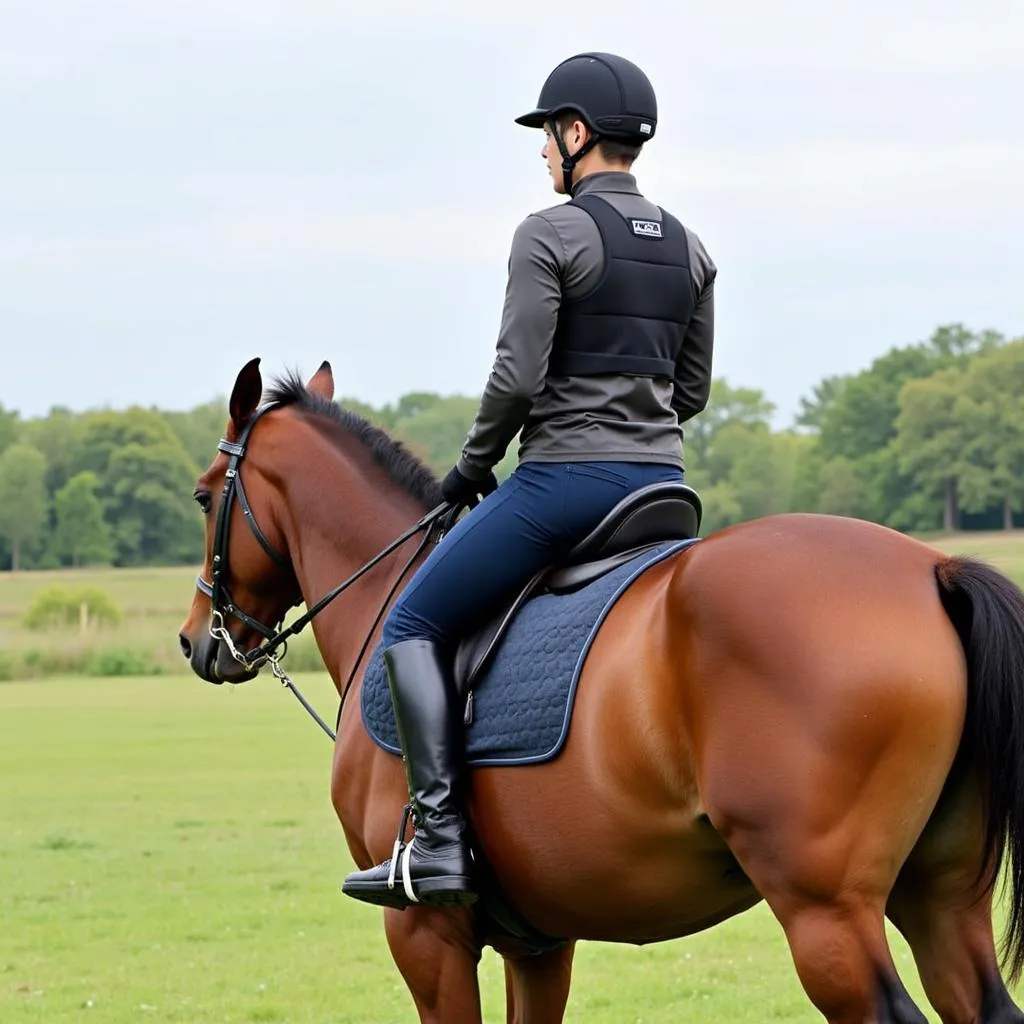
left=550, top=193, right=695, bottom=379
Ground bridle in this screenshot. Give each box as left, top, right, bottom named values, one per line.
left=195, top=401, right=453, bottom=741
left=195, top=402, right=295, bottom=645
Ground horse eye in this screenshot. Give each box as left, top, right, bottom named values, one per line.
left=194, top=491, right=212, bottom=514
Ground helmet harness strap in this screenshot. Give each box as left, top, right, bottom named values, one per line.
left=551, top=118, right=602, bottom=195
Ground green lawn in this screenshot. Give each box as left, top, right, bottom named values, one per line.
left=1, top=675, right=1002, bottom=1024
left=0, top=564, right=198, bottom=615
left=0, top=565, right=197, bottom=674
left=0, top=529, right=1021, bottom=678
left=5, top=531, right=1024, bottom=1020
left=0, top=564, right=324, bottom=679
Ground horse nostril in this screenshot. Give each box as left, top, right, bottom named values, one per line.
left=179, top=633, right=192, bottom=660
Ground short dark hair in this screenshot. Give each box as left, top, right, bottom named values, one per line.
left=554, top=111, right=643, bottom=166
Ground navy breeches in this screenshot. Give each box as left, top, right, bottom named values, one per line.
left=383, top=461, right=685, bottom=650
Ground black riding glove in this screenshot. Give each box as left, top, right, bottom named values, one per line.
left=440, top=466, right=498, bottom=509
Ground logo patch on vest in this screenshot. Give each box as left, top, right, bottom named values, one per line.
left=631, top=219, right=663, bottom=239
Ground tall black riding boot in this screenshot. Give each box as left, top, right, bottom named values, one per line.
left=342, top=639, right=476, bottom=911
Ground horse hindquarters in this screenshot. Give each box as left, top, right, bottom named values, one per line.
left=668, top=517, right=973, bottom=1020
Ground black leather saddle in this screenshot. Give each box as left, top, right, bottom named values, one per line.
left=452, top=481, right=702, bottom=698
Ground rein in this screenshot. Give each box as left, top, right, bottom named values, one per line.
left=196, top=401, right=453, bottom=742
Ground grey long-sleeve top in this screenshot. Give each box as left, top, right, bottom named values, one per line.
left=456, top=171, right=716, bottom=480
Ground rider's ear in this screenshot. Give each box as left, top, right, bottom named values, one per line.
left=307, top=360, right=335, bottom=401
left=229, top=357, right=263, bottom=431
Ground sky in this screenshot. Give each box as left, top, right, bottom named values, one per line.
left=1, top=0, right=1021, bottom=427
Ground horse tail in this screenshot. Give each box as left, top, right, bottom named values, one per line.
left=935, top=556, right=1024, bottom=982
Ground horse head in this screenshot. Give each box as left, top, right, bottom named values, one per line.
left=177, top=356, right=335, bottom=684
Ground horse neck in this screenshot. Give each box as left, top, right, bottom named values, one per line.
left=275, top=422, right=433, bottom=704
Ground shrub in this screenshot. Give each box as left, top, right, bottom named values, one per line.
left=83, top=647, right=163, bottom=677
left=0, top=650, right=18, bottom=682
left=23, top=587, right=124, bottom=631
left=21, top=648, right=89, bottom=677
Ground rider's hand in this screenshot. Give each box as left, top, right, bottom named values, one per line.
left=440, top=466, right=498, bottom=509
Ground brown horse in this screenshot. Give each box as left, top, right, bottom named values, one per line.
left=178, top=358, right=1024, bottom=1024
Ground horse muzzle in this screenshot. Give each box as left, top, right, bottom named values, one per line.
left=179, top=628, right=261, bottom=685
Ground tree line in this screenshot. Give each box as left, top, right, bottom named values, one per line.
left=0, top=322, right=1018, bottom=570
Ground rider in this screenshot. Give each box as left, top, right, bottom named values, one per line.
left=342, top=52, right=717, bottom=910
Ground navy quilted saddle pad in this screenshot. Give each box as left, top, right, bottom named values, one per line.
left=361, top=539, right=695, bottom=767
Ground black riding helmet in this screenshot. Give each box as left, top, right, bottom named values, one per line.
left=516, top=52, right=657, bottom=194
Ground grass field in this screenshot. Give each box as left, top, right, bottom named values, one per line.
left=1, top=530, right=1023, bottom=681
left=5, top=530, right=1024, bottom=1020
left=0, top=564, right=324, bottom=680
left=0, top=564, right=200, bottom=678
left=0, top=675, right=945, bottom=1023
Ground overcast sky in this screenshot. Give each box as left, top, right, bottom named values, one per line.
left=1, top=0, right=1021, bottom=426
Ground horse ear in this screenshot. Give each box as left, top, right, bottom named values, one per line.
left=229, top=357, right=263, bottom=430
left=307, top=360, right=335, bottom=401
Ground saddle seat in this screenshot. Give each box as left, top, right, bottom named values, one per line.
left=452, top=481, right=702, bottom=695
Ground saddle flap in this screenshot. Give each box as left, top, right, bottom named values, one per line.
left=452, top=569, right=547, bottom=697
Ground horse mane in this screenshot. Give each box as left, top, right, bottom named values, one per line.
left=263, top=371, right=443, bottom=509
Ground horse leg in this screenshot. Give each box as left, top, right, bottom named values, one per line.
left=701, top=725, right=940, bottom=1019
left=383, top=906, right=484, bottom=1023
left=765, top=894, right=926, bottom=1023
left=703, top=810, right=927, bottom=1022
left=889, top=879, right=1022, bottom=1024
left=502, top=942, right=576, bottom=1024
left=887, top=768, right=1024, bottom=1023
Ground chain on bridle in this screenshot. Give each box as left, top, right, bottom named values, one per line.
left=195, top=401, right=454, bottom=741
